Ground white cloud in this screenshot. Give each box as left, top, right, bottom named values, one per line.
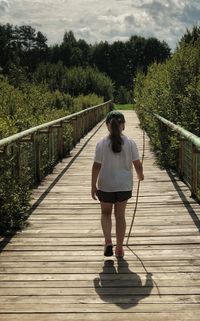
left=0, top=0, right=9, bottom=15
left=0, top=0, right=199, bottom=49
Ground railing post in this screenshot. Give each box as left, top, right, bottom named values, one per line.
left=76, top=116, right=79, bottom=142
left=71, top=116, right=77, bottom=146
left=191, top=144, right=198, bottom=197
left=48, top=127, right=53, bottom=168
left=85, top=111, right=89, bottom=132
left=178, top=136, right=185, bottom=179
left=52, top=129, right=55, bottom=164
left=15, top=141, right=21, bottom=178
left=92, top=109, right=95, bottom=127
left=81, top=114, right=84, bottom=137
left=110, top=100, right=114, bottom=111
left=78, top=115, right=82, bottom=140
left=33, top=132, right=41, bottom=183
left=58, top=121, right=64, bottom=159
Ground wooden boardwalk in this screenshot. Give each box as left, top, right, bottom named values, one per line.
left=0, top=110, right=200, bottom=321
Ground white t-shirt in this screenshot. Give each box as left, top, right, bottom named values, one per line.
left=94, top=134, right=140, bottom=192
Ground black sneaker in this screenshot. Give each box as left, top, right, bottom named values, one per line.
left=104, top=244, right=113, bottom=256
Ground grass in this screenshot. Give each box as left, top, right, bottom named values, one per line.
left=114, top=103, right=135, bottom=110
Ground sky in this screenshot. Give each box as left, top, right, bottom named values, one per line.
left=0, top=0, right=200, bottom=50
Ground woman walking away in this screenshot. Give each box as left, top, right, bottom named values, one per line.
left=91, top=111, right=144, bottom=258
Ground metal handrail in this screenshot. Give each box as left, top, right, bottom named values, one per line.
left=0, top=100, right=112, bottom=184
left=154, top=113, right=200, bottom=151
left=154, top=113, right=200, bottom=200
left=0, top=101, right=112, bottom=148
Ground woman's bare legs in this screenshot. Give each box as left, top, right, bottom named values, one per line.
left=114, top=200, right=128, bottom=250
left=100, top=202, right=113, bottom=243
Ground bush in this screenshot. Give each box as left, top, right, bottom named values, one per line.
left=33, top=63, right=114, bottom=101
left=0, top=76, right=104, bottom=234
left=114, top=86, right=132, bottom=104
left=134, top=40, right=200, bottom=169
left=73, top=94, right=103, bottom=112
left=0, top=155, right=30, bottom=234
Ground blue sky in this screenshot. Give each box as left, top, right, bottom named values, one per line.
left=0, top=0, right=199, bottom=49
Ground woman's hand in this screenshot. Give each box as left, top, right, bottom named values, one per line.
left=91, top=186, right=98, bottom=200
left=137, top=173, right=144, bottom=181
left=133, top=160, right=144, bottom=181
left=91, top=162, right=101, bottom=200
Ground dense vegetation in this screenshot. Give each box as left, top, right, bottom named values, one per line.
left=0, top=24, right=171, bottom=102
left=0, top=76, right=103, bottom=139
left=134, top=26, right=200, bottom=169
left=0, top=75, right=103, bottom=233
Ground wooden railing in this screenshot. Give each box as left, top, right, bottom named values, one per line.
left=154, top=113, right=200, bottom=200
left=0, top=100, right=112, bottom=185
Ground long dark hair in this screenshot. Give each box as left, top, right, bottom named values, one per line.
left=109, top=118, right=124, bottom=153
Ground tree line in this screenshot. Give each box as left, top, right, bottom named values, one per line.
left=0, top=23, right=171, bottom=102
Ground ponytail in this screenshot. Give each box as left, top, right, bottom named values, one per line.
left=110, top=118, right=123, bottom=153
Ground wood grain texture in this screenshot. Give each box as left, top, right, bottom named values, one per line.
left=0, top=111, right=200, bottom=321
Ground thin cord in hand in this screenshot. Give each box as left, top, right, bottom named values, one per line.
left=125, top=128, right=161, bottom=297
left=126, top=129, right=145, bottom=246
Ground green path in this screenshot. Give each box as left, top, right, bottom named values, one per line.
left=114, top=103, right=135, bottom=110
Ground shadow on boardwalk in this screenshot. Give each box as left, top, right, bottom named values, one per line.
left=167, top=170, right=200, bottom=232
left=93, top=258, right=153, bottom=309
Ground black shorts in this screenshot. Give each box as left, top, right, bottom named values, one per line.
left=97, top=190, right=132, bottom=203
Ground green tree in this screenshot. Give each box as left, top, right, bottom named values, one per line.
left=63, top=30, right=77, bottom=46
left=115, top=86, right=132, bottom=104
left=33, top=64, right=114, bottom=100
left=0, top=23, right=17, bottom=73
left=92, top=41, right=111, bottom=75
left=179, top=25, right=200, bottom=47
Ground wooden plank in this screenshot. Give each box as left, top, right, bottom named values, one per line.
left=4, top=236, right=200, bottom=245
left=2, top=243, right=200, bottom=250
left=0, top=272, right=200, bottom=281
left=1, top=248, right=200, bottom=256
left=0, top=286, right=200, bottom=295
left=1, top=279, right=200, bottom=287
left=3, top=244, right=200, bottom=251
left=1, top=254, right=199, bottom=262
left=1, top=259, right=200, bottom=267
left=0, top=303, right=199, bottom=313
left=0, top=294, right=200, bottom=304
left=0, top=313, right=199, bottom=321
left=1, top=265, right=200, bottom=273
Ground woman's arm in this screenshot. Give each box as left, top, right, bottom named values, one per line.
left=91, top=162, right=101, bottom=200
left=133, top=159, right=144, bottom=181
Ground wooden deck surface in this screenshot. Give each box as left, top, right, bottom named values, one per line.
left=0, top=110, right=200, bottom=321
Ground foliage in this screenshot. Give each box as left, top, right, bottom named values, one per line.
left=0, top=76, right=103, bottom=233
left=92, top=36, right=170, bottom=90
left=114, top=104, right=135, bottom=110
left=73, top=94, right=103, bottom=112
left=0, top=23, right=48, bottom=74
left=0, top=23, right=171, bottom=96
left=134, top=32, right=200, bottom=169
left=0, top=76, right=103, bottom=138
left=115, top=86, right=132, bottom=104
left=179, top=25, right=200, bottom=47
left=33, top=63, right=114, bottom=101
left=0, top=155, right=30, bottom=234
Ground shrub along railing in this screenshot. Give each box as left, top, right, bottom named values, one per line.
left=0, top=100, right=112, bottom=186
left=154, top=113, right=200, bottom=201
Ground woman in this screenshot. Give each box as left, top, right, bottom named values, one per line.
left=91, top=111, right=144, bottom=258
